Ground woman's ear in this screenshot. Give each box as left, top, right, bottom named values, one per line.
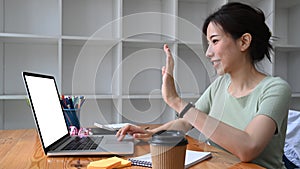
left=240, top=33, right=252, bottom=51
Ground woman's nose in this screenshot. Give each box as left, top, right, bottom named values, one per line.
left=205, top=44, right=213, bottom=58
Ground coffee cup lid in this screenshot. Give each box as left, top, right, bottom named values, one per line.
left=149, top=130, right=188, bottom=146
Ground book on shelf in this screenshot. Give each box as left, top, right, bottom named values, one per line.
left=128, top=150, right=212, bottom=168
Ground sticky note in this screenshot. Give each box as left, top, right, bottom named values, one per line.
left=87, top=158, right=121, bottom=169
left=111, top=157, right=132, bottom=168
left=87, top=157, right=131, bottom=169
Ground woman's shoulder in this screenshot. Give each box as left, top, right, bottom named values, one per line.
left=263, top=76, right=290, bottom=87
left=260, top=76, right=291, bottom=94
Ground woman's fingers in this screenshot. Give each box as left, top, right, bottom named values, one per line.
left=164, top=44, right=172, bottom=57
left=133, top=133, right=151, bottom=139
left=117, top=133, right=126, bottom=141
left=163, top=44, right=174, bottom=76
left=116, top=124, right=131, bottom=137
left=116, top=124, right=151, bottom=141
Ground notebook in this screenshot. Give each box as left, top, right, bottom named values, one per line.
left=129, top=150, right=212, bottom=168
left=22, top=71, right=134, bottom=156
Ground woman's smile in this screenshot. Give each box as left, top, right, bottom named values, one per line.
left=211, top=59, right=221, bottom=68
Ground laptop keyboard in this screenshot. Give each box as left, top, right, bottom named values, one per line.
left=62, top=136, right=103, bottom=150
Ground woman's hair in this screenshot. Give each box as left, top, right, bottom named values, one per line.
left=202, top=2, right=272, bottom=63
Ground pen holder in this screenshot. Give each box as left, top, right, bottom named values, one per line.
left=63, top=109, right=80, bottom=129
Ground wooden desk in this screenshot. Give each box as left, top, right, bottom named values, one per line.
left=0, top=129, right=265, bottom=169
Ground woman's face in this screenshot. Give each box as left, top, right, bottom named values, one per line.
left=205, top=22, right=243, bottom=75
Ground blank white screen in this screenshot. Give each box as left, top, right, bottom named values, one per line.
left=25, top=75, right=68, bottom=147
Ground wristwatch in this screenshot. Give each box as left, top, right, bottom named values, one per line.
left=177, top=102, right=194, bottom=118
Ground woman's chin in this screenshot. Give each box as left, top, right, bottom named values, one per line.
left=216, top=68, right=225, bottom=75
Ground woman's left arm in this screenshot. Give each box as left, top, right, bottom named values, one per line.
left=181, top=81, right=291, bottom=162
left=182, top=107, right=276, bottom=162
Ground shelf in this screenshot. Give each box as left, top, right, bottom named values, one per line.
left=122, top=0, right=176, bottom=41
left=3, top=100, right=35, bottom=129
left=62, top=42, right=119, bottom=95
left=272, top=0, right=300, bottom=103
left=179, top=93, right=201, bottom=99
left=3, top=42, right=59, bottom=95
left=0, top=95, right=27, bottom=100
left=122, top=38, right=176, bottom=45
left=0, top=94, right=123, bottom=101
left=177, top=44, right=209, bottom=94
left=122, top=98, right=173, bottom=124
left=68, top=95, right=116, bottom=100
left=274, top=50, right=300, bottom=93
left=177, top=41, right=203, bottom=46
left=4, top=0, right=59, bottom=36
left=80, top=98, right=120, bottom=125
left=122, top=94, right=162, bottom=99
left=123, top=0, right=174, bottom=15
left=276, top=0, right=300, bottom=9
left=122, top=40, right=168, bottom=49
left=275, top=45, right=300, bottom=52
left=62, top=36, right=120, bottom=46
left=62, top=0, right=120, bottom=38
left=0, top=33, right=58, bottom=44
left=275, top=1, right=300, bottom=46
left=62, top=36, right=120, bottom=42
left=122, top=41, right=164, bottom=95
left=292, top=93, right=300, bottom=98
left=178, top=0, right=208, bottom=43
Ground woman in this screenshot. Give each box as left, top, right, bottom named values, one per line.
left=116, top=2, right=291, bottom=168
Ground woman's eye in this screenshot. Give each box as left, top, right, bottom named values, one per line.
left=212, top=39, right=219, bottom=44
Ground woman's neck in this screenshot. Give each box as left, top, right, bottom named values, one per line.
left=228, top=65, right=266, bottom=98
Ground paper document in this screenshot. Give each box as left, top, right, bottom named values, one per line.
left=94, top=122, right=130, bottom=131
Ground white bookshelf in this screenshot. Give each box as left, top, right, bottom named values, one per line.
left=1, top=0, right=297, bottom=129
left=274, top=0, right=300, bottom=111
left=122, top=0, right=176, bottom=41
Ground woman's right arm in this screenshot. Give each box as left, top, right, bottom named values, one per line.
left=116, top=118, right=192, bottom=141
left=116, top=44, right=193, bottom=141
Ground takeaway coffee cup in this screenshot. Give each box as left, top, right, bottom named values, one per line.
left=149, top=130, right=188, bottom=169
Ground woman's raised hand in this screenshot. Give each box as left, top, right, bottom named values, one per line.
left=162, top=44, right=179, bottom=106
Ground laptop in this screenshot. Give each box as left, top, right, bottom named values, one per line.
left=22, top=71, right=134, bottom=156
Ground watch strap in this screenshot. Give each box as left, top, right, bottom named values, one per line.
left=178, top=102, right=194, bottom=118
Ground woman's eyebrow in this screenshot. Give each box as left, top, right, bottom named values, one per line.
left=209, top=34, right=220, bottom=39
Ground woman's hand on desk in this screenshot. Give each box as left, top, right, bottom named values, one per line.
left=116, top=124, right=154, bottom=141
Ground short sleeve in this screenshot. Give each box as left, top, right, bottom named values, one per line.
left=195, top=75, right=227, bottom=114
left=194, top=84, right=212, bottom=114
left=257, top=78, right=291, bottom=133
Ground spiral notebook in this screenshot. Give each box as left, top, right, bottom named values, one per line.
left=129, top=150, right=212, bottom=168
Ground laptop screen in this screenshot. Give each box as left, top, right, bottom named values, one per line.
left=23, top=73, right=69, bottom=148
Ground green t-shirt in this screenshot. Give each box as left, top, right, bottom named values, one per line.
left=195, top=74, right=291, bottom=169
